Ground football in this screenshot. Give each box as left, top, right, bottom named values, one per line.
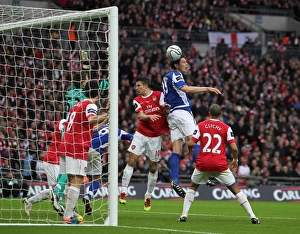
left=77, top=215, right=84, bottom=222
left=166, top=45, right=182, bottom=61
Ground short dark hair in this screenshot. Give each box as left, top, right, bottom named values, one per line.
left=169, top=55, right=183, bottom=69
left=136, top=75, right=151, bottom=87
left=72, top=71, right=89, bottom=89
left=85, top=80, right=99, bottom=98
left=209, top=104, right=222, bottom=118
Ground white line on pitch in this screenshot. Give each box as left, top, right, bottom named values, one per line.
left=119, top=210, right=298, bottom=220
left=117, top=225, right=222, bottom=234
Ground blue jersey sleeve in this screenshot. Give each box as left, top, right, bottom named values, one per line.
left=91, top=126, right=133, bottom=154
left=119, top=129, right=133, bottom=141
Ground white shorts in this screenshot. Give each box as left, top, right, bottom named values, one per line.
left=191, top=168, right=236, bottom=187
left=43, top=162, right=59, bottom=187
left=128, top=131, right=162, bottom=162
left=87, top=148, right=102, bottom=176
left=63, top=156, right=87, bottom=176
left=167, top=109, right=196, bottom=142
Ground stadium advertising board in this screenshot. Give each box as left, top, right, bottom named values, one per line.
left=9, top=182, right=300, bottom=202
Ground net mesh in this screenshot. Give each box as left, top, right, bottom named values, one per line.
left=0, top=5, right=113, bottom=225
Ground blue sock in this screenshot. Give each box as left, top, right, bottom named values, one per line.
left=169, top=153, right=180, bottom=184
left=87, top=181, right=100, bottom=200
left=192, top=144, right=200, bottom=163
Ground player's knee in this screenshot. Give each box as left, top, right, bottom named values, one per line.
left=227, top=183, right=240, bottom=195
left=149, top=163, right=158, bottom=173
left=128, top=154, right=138, bottom=166
left=190, top=182, right=199, bottom=191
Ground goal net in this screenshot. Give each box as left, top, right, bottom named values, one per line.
left=0, top=5, right=119, bottom=226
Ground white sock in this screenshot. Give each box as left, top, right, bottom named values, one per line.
left=64, top=185, right=70, bottom=196
left=181, top=189, right=195, bottom=217
left=236, top=191, right=256, bottom=218
left=121, top=165, right=134, bottom=194
left=145, top=171, right=158, bottom=199
left=28, top=189, right=50, bottom=204
left=63, top=186, right=80, bottom=219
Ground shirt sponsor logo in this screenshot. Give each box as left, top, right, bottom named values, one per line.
left=175, top=76, right=182, bottom=81
left=144, top=106, right=160, bottom=114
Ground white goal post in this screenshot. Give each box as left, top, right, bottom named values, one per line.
left=0, top=5, right=118, bottom=226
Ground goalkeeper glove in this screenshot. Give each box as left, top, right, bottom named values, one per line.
left=80, top=50, right=90, bottom=70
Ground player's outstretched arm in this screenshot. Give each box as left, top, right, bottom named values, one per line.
left=119, top=129, right=133, bottom=141
left=181, top=86, right=222, bottom=95
left=89, top=113, right=108, bottom=125
left=93, top=118, right=108, bottom=131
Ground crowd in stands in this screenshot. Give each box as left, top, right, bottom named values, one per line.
left=0, top=1, right=300, bottom=188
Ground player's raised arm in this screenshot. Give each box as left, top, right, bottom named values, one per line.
left=88, top=113, right=108, bottom=125
left=92, top=118, right=108, bottom=131
left=180, top=86, right=222, bottom=95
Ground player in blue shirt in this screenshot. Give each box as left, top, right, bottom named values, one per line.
left=82, top=125, right=133, bottom=215
left=162, top=53, right=222, bottom=198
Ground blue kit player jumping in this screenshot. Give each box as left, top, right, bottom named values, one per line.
left=162, top=49, right=222, bottom=197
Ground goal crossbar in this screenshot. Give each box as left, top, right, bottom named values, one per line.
left=0, top=6, right=114, bottom=32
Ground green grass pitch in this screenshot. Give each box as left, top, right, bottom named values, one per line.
left=0, top=198, right=299, bottom=234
